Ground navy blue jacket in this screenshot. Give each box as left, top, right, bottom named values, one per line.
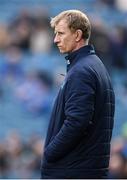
left=41, top=45, right=115, bottom=179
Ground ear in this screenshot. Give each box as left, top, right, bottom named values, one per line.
left=75, top=29, right=83, bottom=42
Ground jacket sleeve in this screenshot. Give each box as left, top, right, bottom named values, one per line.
left=44, top=70, right=96, bottom=162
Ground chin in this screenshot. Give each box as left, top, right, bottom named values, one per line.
left=59, top=49, right=66, bottom=54
left=59, top=49, right=69, bottom=54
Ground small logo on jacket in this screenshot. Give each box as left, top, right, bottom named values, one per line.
left=61, top=80, right=65, bottom=89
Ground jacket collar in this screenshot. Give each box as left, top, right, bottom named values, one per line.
left=65, top=45, right=95, bottom=72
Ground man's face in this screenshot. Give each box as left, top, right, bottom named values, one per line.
left=54, top=19, right=77, bottom=54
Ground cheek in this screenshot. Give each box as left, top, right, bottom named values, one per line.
left=62, top=35, right=76, bottom=51
left=67, top=39, right=75, bottom=49
left=62, top=38, right=70, bottom=49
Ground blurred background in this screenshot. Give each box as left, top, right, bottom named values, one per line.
left=0, top=0, right=127, bottom=178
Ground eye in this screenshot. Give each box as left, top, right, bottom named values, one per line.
left=59, top=32, right=64, bottom=35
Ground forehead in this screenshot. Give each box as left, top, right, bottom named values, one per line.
left=55, top=19, right=69, bottom=31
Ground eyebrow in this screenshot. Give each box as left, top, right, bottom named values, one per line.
left=54, top=30, right=64, bottom=34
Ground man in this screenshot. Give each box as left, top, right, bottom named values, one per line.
left=41, top=10, right=115, bottom=179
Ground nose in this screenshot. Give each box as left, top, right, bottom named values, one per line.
left=54, top=34, right=60, bottom=44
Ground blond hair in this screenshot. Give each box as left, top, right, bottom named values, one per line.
left=50, top=10, right=91, bottom=40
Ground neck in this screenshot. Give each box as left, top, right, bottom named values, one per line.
left=72, top=39, right=88, bottom=52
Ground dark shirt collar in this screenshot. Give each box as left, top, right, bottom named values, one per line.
left=65, top=45, right=95, bottom=72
